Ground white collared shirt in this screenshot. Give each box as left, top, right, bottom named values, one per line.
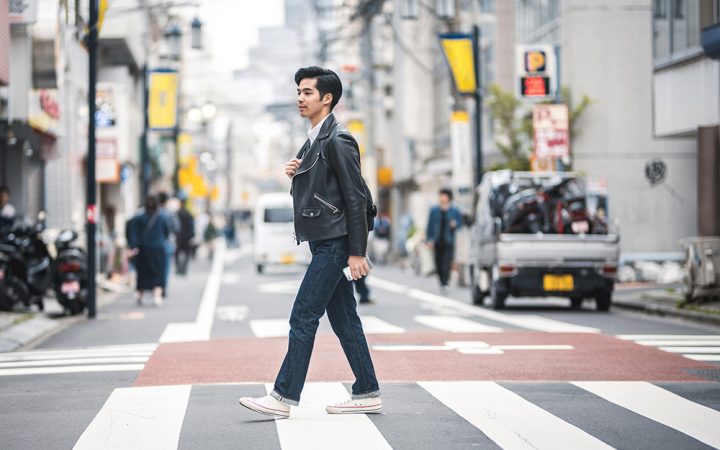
left=307, top=113, right=331, bottom=146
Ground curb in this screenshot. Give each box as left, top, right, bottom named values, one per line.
left=0, top=288, right=128, bottom=353
left=613, top=297, right=720, bottom=327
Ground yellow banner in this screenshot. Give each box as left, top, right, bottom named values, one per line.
left=440, top=36, right=477, bottom=95
left=148, top=71, right=178, bottom=130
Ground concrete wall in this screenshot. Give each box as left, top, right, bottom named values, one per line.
left=562, top=0, right=697, bottom=254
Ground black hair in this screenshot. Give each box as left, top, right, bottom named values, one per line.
left=157, top=191, right=169, bottom=204
left=145, top=195, right=159, bottom=214
left=439, top=188, right=453, bottom=201
left=294, top=66, right=342, bottom=110
left=0, top=186, right=9, bottom=195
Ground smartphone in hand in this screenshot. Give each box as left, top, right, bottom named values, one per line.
left=343, top=256, right=374, bottom=281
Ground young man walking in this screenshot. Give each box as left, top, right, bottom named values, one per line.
left=426, top=188, right=463, bottom=294
left=239, top=66, right=381, bottom=418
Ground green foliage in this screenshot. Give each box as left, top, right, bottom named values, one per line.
left=485, top=83, right=592, bottom=172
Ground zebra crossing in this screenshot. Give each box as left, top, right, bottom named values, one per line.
left=73, top=381, right=720, bottom=450
left=0, top=343, right=156, bottom=376
left=617, top=335, right=720, bottom=362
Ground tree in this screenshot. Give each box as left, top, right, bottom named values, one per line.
left=485, top=84, right=592, bottom=171
left=485, top=84, right=530, bottom=171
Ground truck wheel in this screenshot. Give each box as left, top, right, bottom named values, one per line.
left=570, top=297, right=583, bottom=309
left=595, top=292, right=612, bottom=312
left=256, top=264, right=264, bottom=274
left=472, top=285, right=484, bottom=305
left=490, top=280, right=507, bottom=310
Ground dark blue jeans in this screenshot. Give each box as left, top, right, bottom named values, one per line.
left=271, top=236, right=380, bottom=406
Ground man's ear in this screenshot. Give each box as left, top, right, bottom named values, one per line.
left=322, top=93, right=333, bottom=106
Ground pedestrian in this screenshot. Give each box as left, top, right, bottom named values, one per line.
left=239, top=66, right=381, bottom=418
left=371, top=213, right=391, bottom=264
left=354, top=277, right=373, bottom=304
left=157, top=192, right=179, bottom=296
left=0, top=186, right=16, bottom=231
left=175, top=199, right=195, bottom=276
left=426, top=188, right=463, bottom=294
left=128, top=195, right=170, bottom=307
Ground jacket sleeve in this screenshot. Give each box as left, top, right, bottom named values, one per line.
left=327, top=133, right=368, bottom=256
left=426, top=208, right=436, bottom=243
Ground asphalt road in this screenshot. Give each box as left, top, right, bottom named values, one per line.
left=1, top=239, right=719, bottom=450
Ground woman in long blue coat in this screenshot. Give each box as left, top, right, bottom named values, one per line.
left=128, top=195, right=170, bottom=306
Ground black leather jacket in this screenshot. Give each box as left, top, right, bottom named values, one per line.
left=291, top=114, right=368, bottom=256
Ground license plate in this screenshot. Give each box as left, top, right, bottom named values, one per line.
left=543, top=274, right=574, bottom=291
left=61, top=281, right=80, bottom=294
left=280, top=254, right=296, bottom=265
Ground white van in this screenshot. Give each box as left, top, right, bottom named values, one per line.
left=253, top=193, right=311, bottom=273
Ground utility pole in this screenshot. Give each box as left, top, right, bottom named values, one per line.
left=473, top=24, right=483, bottom=187
left=86, top=0, right=99, bottom=319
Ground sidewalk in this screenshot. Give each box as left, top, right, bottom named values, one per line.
left=0, top=278, right=130, bottom=352
left=614, top=282, right=720, bottom=327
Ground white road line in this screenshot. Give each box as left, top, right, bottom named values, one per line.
left=658, top=346, right=720, bottom=354
left=420, top=381, right=612, bottom=450
left=360, top=316, right=405, bottom=334
left=634, top=340, right=720, bottom=347
left=258, top=279, right=302, bottom=294
left=573, top=381, right=720, bottom=449
left=159, top=240, right=226, bottom=343
left=372, top=345, right=451, bottom=351
left=406, top=287, right=600, bottom=333
left=0, top=356, right=149, bottom=368
left=265, top=382, right=392, bottom=450
left=250, top=319, right=290, bottom=338
left=0, top=350, right=154, bottom=363
left=74, top=385, right=191, bottom=450
left=616, top=335, right=720, bottom=340
left=493, top=345, right=574, bottom=351
left=683, top=354, right=720, bottom=361
left=414, top=315, right=503, bottom=333
left=0, top=364, right=145, bottom=376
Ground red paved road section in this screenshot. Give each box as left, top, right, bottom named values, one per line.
left=134, top=332, right=716, bottom=387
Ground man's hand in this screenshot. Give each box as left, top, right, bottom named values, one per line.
left=347, top=255, right=369, bottom=280
left=285, top=158, right=302, bottom=179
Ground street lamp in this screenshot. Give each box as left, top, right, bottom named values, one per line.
left=191, top=17, right=203, bottom=49
left=164, top=24, right=183, bottom=60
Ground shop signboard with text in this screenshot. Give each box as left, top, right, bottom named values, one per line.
left=516, top=44, right=556, bottom=99
left=533, top=104, right=569, bottom=160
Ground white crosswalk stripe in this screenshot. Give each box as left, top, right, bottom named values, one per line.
left=618, top=334, right=720, bottom=362
left=72, top=381, right=720, bottom=449
left=574, top=381, right=720, bottom=449
left=414, top=315, right=503, bottom=332
left=0, top=343, right=156, bottom=376
left=420, top=381, right=613, bottom=450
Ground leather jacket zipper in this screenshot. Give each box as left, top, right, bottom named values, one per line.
left=293, top=153, right=321, bottom=177
left=313, top=193, right=340, bottom=214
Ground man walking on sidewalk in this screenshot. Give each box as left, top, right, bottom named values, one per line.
left=426, top=188, right=462, bottom=294
left=239, top=66, right=381, bottom=418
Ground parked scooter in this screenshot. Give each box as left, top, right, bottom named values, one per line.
left=0, top=230, right=29, bottom=311
left=0, top=216, right=52, bottom=311
left=53, top=229, right=87, bottom=315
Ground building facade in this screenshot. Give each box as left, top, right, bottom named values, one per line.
left=516, top=0, right=699, bottom=257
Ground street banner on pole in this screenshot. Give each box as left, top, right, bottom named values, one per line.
left=516, top=44, right=556, bottom=99
left=450, top=110, right=474, bottom=214
left=438, top=33, right=477, bottom=95
left=533, top=103, right=569, bottom=159
left=148, top=70, right=178, bottom=130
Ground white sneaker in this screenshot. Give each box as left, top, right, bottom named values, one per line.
left=326, top=397, right=383, bottom=414
left=154, top=296, right=163, bottom=307
left=238, top=395, right=290, bottom=418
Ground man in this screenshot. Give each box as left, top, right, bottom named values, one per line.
left=174, top=198, right=195, bottom=276
left=0, top=186, right=16, bottom=230
left=239, top=66, right=381, bottom=418
left=426, top=188, right=462, bottom=294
